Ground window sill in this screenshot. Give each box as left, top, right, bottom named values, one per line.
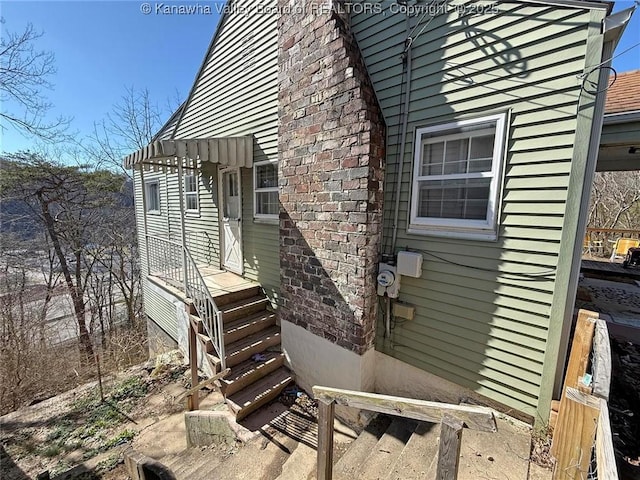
left=146, top=210, right=162, bottom=216
left=407, top=226, right=498, bottom=242
left=253, top=217, right=279, bottom=226
left=185, top=211, right=201, bottom=218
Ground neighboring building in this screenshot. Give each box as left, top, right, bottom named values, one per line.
left=124, top=0, right=632, bottom=423
left=599, top=69, right=640, bottom=171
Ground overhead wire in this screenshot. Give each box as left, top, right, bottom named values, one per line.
left=578, top=39, right=640, bottom=77
left=404, top=247, right=558, bottom=280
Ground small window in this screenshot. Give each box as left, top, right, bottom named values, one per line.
left=184, top=172, right=199, bottom=212
left=254, top=160, right=279, bottom=218
left=409, top=113, right=507, bottom=240
left=145, top=180, right=160, bottom=213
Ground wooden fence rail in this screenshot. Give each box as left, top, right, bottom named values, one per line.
left=312, top=386, right=497, bottom=480
left=551, top=309, right=617, bottom=480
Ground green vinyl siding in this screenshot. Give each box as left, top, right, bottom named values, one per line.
left=351, top=2, right=605, bottom=416
left=173, top=0, right=280, bottom=302
left=144, top=282, right=180, bottom=340
left=133, top=0, right=280, bottom=338
left=134, top=169, right=180, bottom=339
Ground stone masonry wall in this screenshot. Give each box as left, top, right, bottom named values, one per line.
left=278, top=0, right=385, bottom=355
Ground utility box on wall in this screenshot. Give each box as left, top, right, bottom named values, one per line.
left=377, top=263, right=400, bottom=298
left=397, top=251, right=423, bottom=278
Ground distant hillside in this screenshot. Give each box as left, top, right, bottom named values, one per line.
left=0, top=197, right=41, bottom=240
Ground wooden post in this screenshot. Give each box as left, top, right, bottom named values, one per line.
left=138, top=166, right=151, bottom=275
left=552, top=388, right=600, bottom=480
left=317, top=399, right=335, bottom=480
left=187, top=319, right=199, bottom=411
left=176, top=161, right=188, bottom=293
left=436, top=415, right=464, bottom=480
left=551, top=310, right=596, bottom=455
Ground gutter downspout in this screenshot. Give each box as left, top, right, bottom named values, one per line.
left=391, top=32, right=413, bottom=254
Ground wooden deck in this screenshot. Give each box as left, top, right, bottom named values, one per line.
left=149, top=266, right=259, bottom=301
left=198, top=266, right=259, bottom=298
left=581, top=258, right=640, bottom=280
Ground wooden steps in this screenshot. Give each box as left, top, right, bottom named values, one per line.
left=223, top=311, right=277, bottom=345
left=190, top=282, right=293, bottom=421
left=220, top=351, right=285, bottom=397
left=220, top=295, right=271, bottom=323
left=226, top=367, right=294, bottom=421
left=223, top=326, right=281, bottom=368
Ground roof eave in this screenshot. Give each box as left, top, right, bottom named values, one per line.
left=603, top=110, right=640, bottom=125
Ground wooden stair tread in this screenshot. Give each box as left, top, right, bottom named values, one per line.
left=223, top=311, right=277, bottom=345
left=225, top=325, right=280, bottom=356
left=226, top=367, right=293, bottom=420
left=220, top=351, right=285, bottom=397
left=221, top=351, right=284, bottom=386
left=213, top=285, right=262, bottom=307
left=220, top=294, right=269, bottom=314
left=224, top=311, right=276, bottom=333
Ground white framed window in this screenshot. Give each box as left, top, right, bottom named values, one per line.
left=254, top=160, right=279, bottom=219
left=409, top=113, right=507, bottom=240
left=184, top=172, right=199, bottom=212
left=145, top=180, right=160, bottom=214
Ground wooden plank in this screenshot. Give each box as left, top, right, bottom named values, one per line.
left=312, top=387, right=496, bottom=432
left=592, top=319, right=611, bottom=401
left=188, top=321, right=199, bottom=411
left=549, top=410, right=558, bottom=432
left=436, top=415, right=464, bottom=480
left=564, top=310, right=597, bottom=391
left=551, top=388, right=600, bottom=480
left=317, top=399, right=335, bottom=480
left=550, top=397, right=560, bottom=431
left=176, top=368, right=230, bottom=402
left=551, top=310, right=597, bottom=455
left=595, top=400, right=618, bottom=480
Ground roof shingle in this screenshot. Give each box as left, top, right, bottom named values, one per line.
left=604, top=69, right=640, bottom=114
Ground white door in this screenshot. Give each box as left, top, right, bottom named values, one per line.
left=219, top=167, right=243, bottom=274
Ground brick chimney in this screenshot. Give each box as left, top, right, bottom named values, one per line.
left=278, top=0, right=385, bottom=391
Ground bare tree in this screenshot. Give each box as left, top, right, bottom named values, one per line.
left=0, top=233, right=59, bottom=412
left=588, top=171, right=640, bottom=230
left=0, top=154, right=126, bottom=359
left=0, top=21, right=70, bottom=142
left=87, top=86, right=163, bottom=177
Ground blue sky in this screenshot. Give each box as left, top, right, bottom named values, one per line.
left=1, top=1, right=220, bottom=153
left=1, top=1, right=639, bottom=155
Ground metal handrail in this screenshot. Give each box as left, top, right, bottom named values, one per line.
left=146, top=234, right=226, bottom=369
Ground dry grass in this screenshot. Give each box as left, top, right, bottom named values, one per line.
left=0, top=321, right=149, bottom=416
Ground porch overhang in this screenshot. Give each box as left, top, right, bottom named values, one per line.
left=123, top=137, right=253, bottom=169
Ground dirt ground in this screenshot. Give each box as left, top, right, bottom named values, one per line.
left=0, top=351, right=201, bottom=479
left=610, top=338, right=640, bottom=480
left=0, top=351, right=348, bottom=480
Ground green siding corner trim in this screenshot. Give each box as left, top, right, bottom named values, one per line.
left=538, top=8, right=608, bottom=428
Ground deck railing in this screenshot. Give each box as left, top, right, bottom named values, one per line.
left=146, top=234, right=226, bottom=369
left=312, top=386, right=497, bottom=480
left=584, top=228, right=640, bottom=258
